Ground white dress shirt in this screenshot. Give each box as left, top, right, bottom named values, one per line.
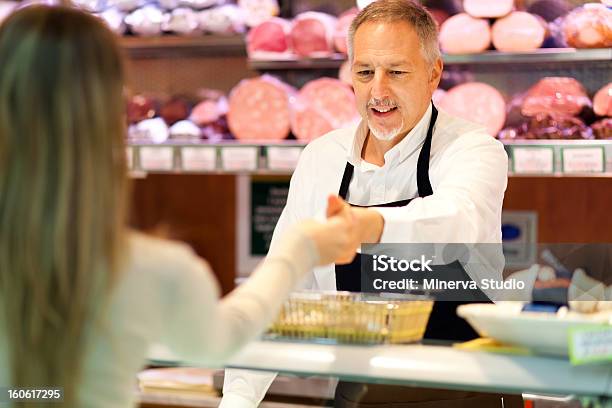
left=221, top=106, right=509, bottom=408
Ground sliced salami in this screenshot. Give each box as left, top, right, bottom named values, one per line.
left=439, top=13, right=491, bottom=54
left=593, top=82, right=612, bottom=117
left=290, top=78, right=359, bottom=141
left=463, top=0, right=513, bottom=18
left=228, top=75, right=294, bottom=141
left=492, top=12, right=546, bottom=52
left=521, top=77, right=591, bottom=117
left=246, top=17, right=291, bottom=57
left=290, top=11, right=336, bottom=58
left=439, top=82, right=506, bottom=136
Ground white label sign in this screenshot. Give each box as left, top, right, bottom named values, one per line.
left=562, top=147, right=604, bottom=173
left=139, top=147, right=174, bottom=171
left=267, top=146, right=303, bottom=171
left=181, top=147, right=217, bottom=172
left=126, top=147, right=133, bottom=170
left=569, top=326, right=612, bottom=365
left=512, top=147, right=554, bottom=174
left=221, top=147, right=258, bottom=171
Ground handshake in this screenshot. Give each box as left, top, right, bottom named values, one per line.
left=297, top=195, right=385, bottom=266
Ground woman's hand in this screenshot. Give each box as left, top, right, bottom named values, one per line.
left=297, top=197, right=357, bottom=265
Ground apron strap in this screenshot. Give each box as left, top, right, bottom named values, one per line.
left=416, top=104, right=437, bottom=198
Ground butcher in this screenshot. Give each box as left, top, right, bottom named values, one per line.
left=221, top=1, right=521, bottom=407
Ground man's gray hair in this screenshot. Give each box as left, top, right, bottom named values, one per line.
left=347, top=0, right=441, bottom=67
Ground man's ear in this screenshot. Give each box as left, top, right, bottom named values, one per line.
left=429, top=57, right=443, bottom=91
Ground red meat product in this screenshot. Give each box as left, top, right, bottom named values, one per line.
left=439, top=13, right=491, bottom=54
left=290, top=12, right=336, bottom=58
left=432, top=89, right=446, bottom=106
left=563, top=4, right=612, bottom=49
left=492, top=12, right=546, bottom=52
left=593, top=83, right=612, bottom=117
left=228, top=75, right=294, bottom=141
left=521, top=77, right=591, bottom=117
left=246, top=17, right=291, bottom=57
left=464, top=0, right=513, bottom=18
left=438, top=82, right=506, bottom=136
left=592, top=118, right=612, bottom=139
left=333, top=8, right=359, bottom=55
left=290, top=78, right=359, bottom=141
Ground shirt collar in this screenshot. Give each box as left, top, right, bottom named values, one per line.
left=347, top=103, right=433, bottom=170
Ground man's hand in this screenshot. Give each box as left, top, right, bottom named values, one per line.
left=326, top=195, right=385, bottom=264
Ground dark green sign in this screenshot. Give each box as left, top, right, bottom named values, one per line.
left=250, top=179, right=290, bottom=256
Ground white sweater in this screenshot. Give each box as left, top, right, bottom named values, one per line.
left=0, top=229, right=318, bottom=407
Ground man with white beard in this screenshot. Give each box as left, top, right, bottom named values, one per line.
left=221, top=0, right=520, bottom=407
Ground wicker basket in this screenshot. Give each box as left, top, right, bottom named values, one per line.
left=266, top=292, right=434, bottom=345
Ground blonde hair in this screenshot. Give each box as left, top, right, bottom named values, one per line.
left=347, top=0, right=441, bottom=66
left=0, top=5, right=128, bottom=406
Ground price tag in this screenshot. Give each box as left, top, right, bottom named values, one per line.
left=562, top=147, right=605, bottom=174
left=221, top=147, right=258, bottom=171
left=569, top=325, right=612, bottom=365
left=267, top=146, right=303, bottom=171
left=126, top=147, right=133, bottom=170
left=181, top=147, right=217, bottom=172
left=512, top=147, right=555, bottom=174
left=139, top=147, right=174, bottom=171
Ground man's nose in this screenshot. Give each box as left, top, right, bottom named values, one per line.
left=370, top=71, right=391, bottom=100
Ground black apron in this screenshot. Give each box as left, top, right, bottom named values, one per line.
left=334, top=104, right=486, bottom=341
left=333, top=105, right=522, bottom=407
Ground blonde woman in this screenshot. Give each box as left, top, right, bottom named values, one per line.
left=0, top=5, right=356, bottom=407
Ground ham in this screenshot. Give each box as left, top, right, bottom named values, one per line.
left=246, top=17, right=291, bottom=57
left=463, top=0, right=513, bottom=18
left=439, top=82, right=506, bottom=136
left=290, top=78, right=359, bottom=141
left=593, top=83, right=612, bottom=117
left=492, top=12, right=546, bottom=52
left=521, top=77, right=590, bottom=117
left=290, top=12, right=336, bottom=58
left=439, top=13, right=491, bottom=54
left=563, top=4, right=612, bottom=49
left=228, top=75, right=293, bottom=141
left=333, top=8, right=359, bottom=55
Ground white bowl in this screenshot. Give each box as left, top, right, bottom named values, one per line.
left=457, top=303, right=611, bottom=356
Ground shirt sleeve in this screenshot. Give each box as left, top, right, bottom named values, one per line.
left=221, top=146, right=317, bottom=407
left=160, top=225, right=318, bottom=369
left=374, top=131, right=508, bottom=244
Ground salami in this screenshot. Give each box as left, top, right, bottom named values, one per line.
left=439, top=82, right=506, bottom=136
left=593, top=83, right=612, bottom=117
left=439, top=13, right=491, bottom=54
left=521, top=77, right=590, bottom=117
left=492, top=12, right=546, bottom=52
left=290, top=78, right=359, bottom=141
left=463, top=0, right=513, bottom=18
left=246, top=17, right=291, bottom=57
left=290, top=12, right=336, bottom=58
left=228, top=75, right=293, bottom=141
